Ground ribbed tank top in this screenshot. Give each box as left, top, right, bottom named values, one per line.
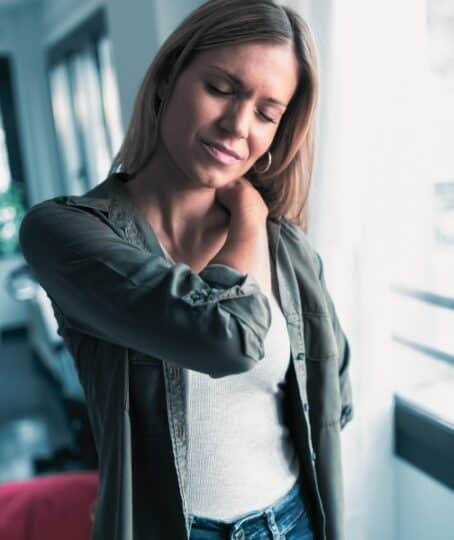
left=157, top=238, right=300, bottom=522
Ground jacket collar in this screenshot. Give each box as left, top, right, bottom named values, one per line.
left=64, top=172, right=283, bottom=260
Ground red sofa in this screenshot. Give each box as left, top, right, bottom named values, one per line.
left=0, top=471, right=99, bottom=540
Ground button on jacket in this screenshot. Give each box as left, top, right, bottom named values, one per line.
left=18, top=172, right=353, bottom=540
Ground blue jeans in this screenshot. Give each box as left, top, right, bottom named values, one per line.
left=188, top=476, right=314, bottom=539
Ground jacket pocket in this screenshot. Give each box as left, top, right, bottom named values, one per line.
left=306, top=355, right=342, bottom=426
left=303, top=313, right=339, bottom=361
left=303, top=313, right=342, bottom=426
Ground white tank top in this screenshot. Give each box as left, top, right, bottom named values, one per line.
left=157, top=239, right=300, bottom=522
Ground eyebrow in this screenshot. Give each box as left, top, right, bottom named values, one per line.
left=206, top=65, right=288, bottom=109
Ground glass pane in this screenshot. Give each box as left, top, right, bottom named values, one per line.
left=428, top=0, right=454, bottom=251
left=71, top=47, right=111, bottom=187
left=49, top=63, right=86, bottom=195
left=0, top=109, right=25, bottom=255
left=97, top=36, right=124, bottom=158
left=427, top=0, right=454, bottom=326
left=393, top=0, right=454, bottom=401
left=0, top=110, right=12, bottom=194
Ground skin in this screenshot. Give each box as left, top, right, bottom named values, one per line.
left=125, top=41, right=299, bottom=262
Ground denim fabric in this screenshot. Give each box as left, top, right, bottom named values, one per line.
left=188, top=476, right=314, bottom=539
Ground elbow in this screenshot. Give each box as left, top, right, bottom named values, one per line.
left=208, top=318, right=268, bottom=379
left=182, top=267, right=272, bottom=378
left=19, top=208, right=41, bottom=269
left=19, top=209, right=33, bottom=258
left=19, top=204, right=49, bottom=265
left=208, top=355, right=262, bottom=379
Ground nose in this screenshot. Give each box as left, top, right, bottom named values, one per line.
left=217, top=100, right=251, bottom=140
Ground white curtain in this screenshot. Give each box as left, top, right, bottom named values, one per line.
left=286, top=1, right=433, bottom=539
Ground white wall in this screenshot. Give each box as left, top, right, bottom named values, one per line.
left=153, top=0, right=202, bottom=43
left=106, top=0, right=201, bottom=130
left=299, top=0, right=396, bottom=536
left=105, top=0, right=159, bottom=132
left=302, top=0, right=438, bottom=539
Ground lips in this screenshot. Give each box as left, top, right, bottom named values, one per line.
left=201, top=139, right=242, bottom=166
left=205, top=140, right=241, bottom=160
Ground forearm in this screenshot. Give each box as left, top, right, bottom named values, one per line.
left=19, top=202, right=271, bottom=376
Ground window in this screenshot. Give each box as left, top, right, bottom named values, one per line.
left=48, top=9, right=123, bottom=194
left=392, top=0, right=454, bottom=490
left=0, top=57, right=27, bottom=256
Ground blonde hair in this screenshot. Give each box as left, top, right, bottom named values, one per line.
left=109, top=0, right=319, bottom=231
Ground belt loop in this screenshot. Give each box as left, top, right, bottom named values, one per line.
left=265, top=509, right=284, bottom=540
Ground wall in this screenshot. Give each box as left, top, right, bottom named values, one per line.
left=105, top=0, right=159, bottom=132
left=396, top=459, right=453, bottom=540
left=42, top=0, right=104, bottom=45
left=304, top=0, right=448, bottom=538
left=106, top=0, right=201, bottom=130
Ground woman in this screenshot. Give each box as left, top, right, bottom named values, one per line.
left=19, top=1, right=353, bottom=539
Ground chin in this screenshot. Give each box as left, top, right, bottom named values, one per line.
left=193, top=167, right=236, bottom=189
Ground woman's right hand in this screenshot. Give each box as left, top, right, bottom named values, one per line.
left=215, top=177, right=269, bottom=224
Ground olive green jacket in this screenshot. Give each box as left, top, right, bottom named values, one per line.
left=19, top=172, right=353, bottom=540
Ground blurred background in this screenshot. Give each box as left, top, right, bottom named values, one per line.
left=0, top=0, right=452, bottom=539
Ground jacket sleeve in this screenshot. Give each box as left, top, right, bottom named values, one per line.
left=313, top=251, right=354, bottom=430
left=18, top=200, right=272, bottom=379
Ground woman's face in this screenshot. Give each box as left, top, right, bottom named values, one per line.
left=158, top=41, right=299, bottom=189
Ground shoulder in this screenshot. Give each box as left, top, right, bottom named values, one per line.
left=19, top=195, right=106, bottom=243
left=22, top=174, right=113, bottom=222
left=22, top=193, right=108, bottom=218
left=20, top=179, right=113, bottom=233
left=19, top=197, right=69, bottom=245
left=278, top=216, right=320, bottom=272
left=279, top=216, right=306, bottom=241
left=19, top=191, right=118, bottom=269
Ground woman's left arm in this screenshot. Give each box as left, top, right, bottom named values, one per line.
left=313, top=251, right=354, bottom=430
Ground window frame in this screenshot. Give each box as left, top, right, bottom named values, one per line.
left=392, top=284, right=454, bottom=490
left=0, top=55, right=27, bottom=205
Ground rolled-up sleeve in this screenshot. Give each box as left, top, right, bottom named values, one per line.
left=18, top=201, right=272, bottom=379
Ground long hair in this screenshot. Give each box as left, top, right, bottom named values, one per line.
left=108, top=0, right=319, bottom=231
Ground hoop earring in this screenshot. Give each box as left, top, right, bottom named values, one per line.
left=253, top=151, right=272, bottom=174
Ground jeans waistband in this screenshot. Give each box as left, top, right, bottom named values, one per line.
left=188, top=476, right=304, bottom=538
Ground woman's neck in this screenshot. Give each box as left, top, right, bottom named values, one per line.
left=123, top=150, right=230, bottom=252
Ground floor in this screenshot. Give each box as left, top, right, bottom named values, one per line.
left=0, top=327, right=73, bottom=483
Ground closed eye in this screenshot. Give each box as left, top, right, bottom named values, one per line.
left=257, top=111, right=276, bottom=124
left=205, top=84, right=277, bottom=124
left=206, top=83, right=232, bottom=96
